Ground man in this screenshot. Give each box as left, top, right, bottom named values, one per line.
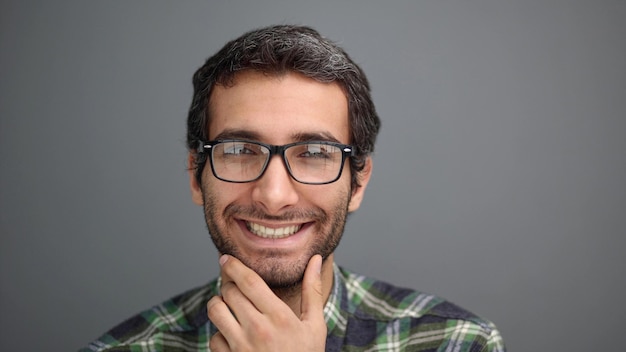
left=82, top=25, right=506, bottom=351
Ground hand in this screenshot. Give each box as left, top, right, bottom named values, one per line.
left=207, top=254, right=327, bottom=352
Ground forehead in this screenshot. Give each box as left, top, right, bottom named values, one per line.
left=207, top=71, right=349, bottom=144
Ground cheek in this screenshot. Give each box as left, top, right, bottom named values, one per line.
left=305, top=182, right=352, bottom=208
left=203, top=178, right=252, bottom=207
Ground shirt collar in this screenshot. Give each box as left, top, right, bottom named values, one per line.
left=323, top=263, right=349, bottom=335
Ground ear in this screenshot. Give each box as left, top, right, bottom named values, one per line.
left=348, top=157, right=373, bottom=212
left=188, top=153, right=204, bottom=206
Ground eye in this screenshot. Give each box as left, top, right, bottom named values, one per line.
left=222, top=142, right=261, bottom=155
left=298, top=144, right=333, bottom=159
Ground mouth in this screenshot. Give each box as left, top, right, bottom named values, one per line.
left=245, top=221, right=303, bottom=239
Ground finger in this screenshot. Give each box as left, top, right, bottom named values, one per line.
left=209, top=331, right=231, bottom=352
left=220, top=280, right=263, bottom=323
left=300, top=254, right=325, bottom=322
left=206, top=296, right=243, bottom=343
left=219, top=254, right=280, bottom=313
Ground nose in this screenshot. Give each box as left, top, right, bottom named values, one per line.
left=251, top=155, right=300, bottom=214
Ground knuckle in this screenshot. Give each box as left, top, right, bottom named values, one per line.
left=220, top=281, right=236, bottom=298
left=272, top=310, right=292, bottom=326
left=208, top=333, right=222, bottom=351
left=249, top=320, right=272, bottom=343
left=220, top=282, right=243, bottom=307
left=206, top=297, right=223, bottom=318
left=241, top=271, right=259, bottom=289
left=313, top=281, right=324, bottom=297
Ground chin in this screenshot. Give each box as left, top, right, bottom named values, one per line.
left=246, top=254, right=308, bottom=288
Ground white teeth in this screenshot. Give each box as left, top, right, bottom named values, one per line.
left=247, top=222, right=301, bottom=239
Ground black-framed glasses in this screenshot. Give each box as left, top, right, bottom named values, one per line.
left=198, top=140, right=355, bottom=184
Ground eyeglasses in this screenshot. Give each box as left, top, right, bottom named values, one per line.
left=198, top=140, right=355, bottom=184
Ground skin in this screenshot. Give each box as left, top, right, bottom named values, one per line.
left=188, top=71, right=372, bottom=351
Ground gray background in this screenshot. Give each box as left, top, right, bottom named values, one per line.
left=1, top=0, right=625, bottom=351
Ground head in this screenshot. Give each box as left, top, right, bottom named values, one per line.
left=186, top=25, right=380, bottom=290
left=187, top=25, right=380, bottom=190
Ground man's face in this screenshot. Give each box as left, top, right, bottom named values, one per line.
left=189, top=71, right=370, bottom=289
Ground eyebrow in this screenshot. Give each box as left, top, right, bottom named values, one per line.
left=212, top=129, right=261, bottom=141
left=291, top=131, right=342, bottom=144
left=212, top=129, right=343, bottom=144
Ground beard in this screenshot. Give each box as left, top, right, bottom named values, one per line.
left=201, top=187, right=350, bottom=292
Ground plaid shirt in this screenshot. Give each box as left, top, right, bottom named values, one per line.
left=81, top=264, right=506, bottom=351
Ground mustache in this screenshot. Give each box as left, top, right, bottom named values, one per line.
left=223, top=203, right=327, bottom=223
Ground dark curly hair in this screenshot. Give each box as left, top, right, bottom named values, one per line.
left=187, top=25, right=380, bottom=189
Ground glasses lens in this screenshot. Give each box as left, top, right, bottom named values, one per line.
left=211, top=141, right=269, bottom=182
left=285, top=143, right=344, bottom=184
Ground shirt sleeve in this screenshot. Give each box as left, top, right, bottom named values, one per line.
left=482, top=323, right=507, bottom=352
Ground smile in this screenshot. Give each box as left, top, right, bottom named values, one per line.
left=245, top=221, right=302, bottom=239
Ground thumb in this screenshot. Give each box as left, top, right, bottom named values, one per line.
left=300, top=254, right=325, bottom=322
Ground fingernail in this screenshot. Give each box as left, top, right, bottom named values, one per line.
left=219, top=254, right=229, bottom=266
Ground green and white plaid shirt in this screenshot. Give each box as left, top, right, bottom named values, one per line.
left=82, top=264, right=506, bottom=351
